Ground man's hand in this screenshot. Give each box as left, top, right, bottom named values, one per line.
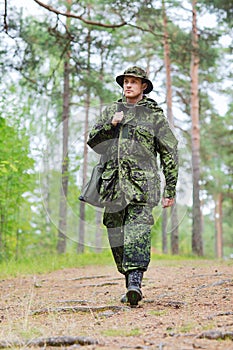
left=162, top=197, right=175, bottom=208
left=111, top=111, right=124, bottom=127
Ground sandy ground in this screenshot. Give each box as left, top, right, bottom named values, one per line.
left=0, top=259, right=233, bottom=349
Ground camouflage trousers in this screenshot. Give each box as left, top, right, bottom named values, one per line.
left=103, top=204, right=154, bottom=275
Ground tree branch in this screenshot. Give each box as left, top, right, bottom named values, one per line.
left=174, top=124, right=191, bottom=136
left=4, top=0, right=8, bottom=32
left=31, top=305, right=128, bottom=315
left=33, top=0, right=127, bottom=28
left=127, top=22, right=163, bottom=38
left=176, top=90, right=190, bottom=107
left=198, top=330, right=233, bottom=340
left=0, top=336, right=99, bottom=348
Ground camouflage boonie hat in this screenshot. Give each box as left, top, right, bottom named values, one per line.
left=116, top=66, right=153, bottom=94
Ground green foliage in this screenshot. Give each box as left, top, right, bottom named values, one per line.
left=0, top=117, right=34, bottom=260
left=199, top=0, right=233, bottom=23
left=201, top=106, right=233, bottom=195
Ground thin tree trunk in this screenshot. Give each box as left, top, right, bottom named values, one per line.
left=57, top=0, right=72, bottom=254
left=171, top=201, right=179, bottom=254
left=162, top=0, right=172, bottom=123
left=95, top=210, right=102, bottom=253
left=44, top=103, right=52, bottom=236
left=162, top=0, right=179, bottom=254
left=162, top=208, right=168, bottom=254
left=191, top=0, right=203, bottom=256
left=77, top=17, right=91, bottom=254
left=78, top=201, right=85, bottom=253
left=215, top=192, right=223, bottom=258
left=77, top=95, right=89, bottom=253
left=44, top=153, right=52, bottom=234
left=94, top=52, right=105, bottom=254
left=15, top=205, right=20, bottom=260
left=161, top=0, right=168, bottom=253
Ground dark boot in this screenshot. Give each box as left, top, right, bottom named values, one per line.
left=120, top=274, right=128, bottom=303
left=126, top=270, right=143, bottom=307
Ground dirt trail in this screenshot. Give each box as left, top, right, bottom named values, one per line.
left=0, top=259, right=233, bottom=349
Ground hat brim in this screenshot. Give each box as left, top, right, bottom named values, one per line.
left=116, top=74, right=153, bottom=94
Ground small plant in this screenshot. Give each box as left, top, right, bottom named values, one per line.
left=19, top=327, right=43, bottom=339
left=147, top=309, right=167, bottom=316
left=101, top=328, right=141, bottom=337
left=179, top=322, right=196, bottom=333
left=200, top=322, right=216, bottom=332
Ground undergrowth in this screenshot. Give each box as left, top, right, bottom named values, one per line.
left=0, top=250, right=222, bottom=279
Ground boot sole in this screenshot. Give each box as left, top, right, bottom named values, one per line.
left=126, top=288, right=142, bottom=306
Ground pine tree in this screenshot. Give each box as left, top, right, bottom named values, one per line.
left=190, top=0, right=203, bottom=255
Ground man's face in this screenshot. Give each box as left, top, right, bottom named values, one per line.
left=123, top=76, right=147, bottom=102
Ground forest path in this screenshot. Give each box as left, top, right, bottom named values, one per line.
left=0, top=259, right=232, bottom=349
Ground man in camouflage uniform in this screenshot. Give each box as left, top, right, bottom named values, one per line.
left=87, top=66, right=178, bottom=306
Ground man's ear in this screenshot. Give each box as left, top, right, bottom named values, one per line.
left=142, top=82, right=148, bottom=91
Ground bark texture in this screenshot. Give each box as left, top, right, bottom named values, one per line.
left=191, top=0, right=203, bottom=256
left=57, top=0, right=72, bottom=253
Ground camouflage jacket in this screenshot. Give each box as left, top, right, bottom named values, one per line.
left=87, top=96, right=178, bottom=207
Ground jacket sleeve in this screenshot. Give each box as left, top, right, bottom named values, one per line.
left=154, top=108, right=179, bottom=199
left=87, top=104, right=117, bottom=154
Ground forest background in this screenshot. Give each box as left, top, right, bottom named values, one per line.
left=0, top=0, right=232, bottom=265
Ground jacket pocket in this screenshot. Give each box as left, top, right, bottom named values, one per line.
left=99, top=168, right=119, bottom=203
left=101, top=169, right=116, bottom=190
left=130, top=170, right=148, bottom=201
left=130, top=169, right=160, bottom=205
left=134, top=126, right=155, bottom=155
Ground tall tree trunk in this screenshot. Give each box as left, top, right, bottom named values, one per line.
left=44, top=104, right=52, bottom=236
left=162, top=208, right=168, bottom=254
left=171, top=203, right=179, bottom=254
left=215, top=192, right=223, bottom=258
left=94, top=51, right=105, bottom=254
left=191, top=0, right=203, bottom=256
left=77, top=17, right=91, bottom=254
left=162, top=0, right=172, bottom=124
left=57, top=0, right=72, bottom=254
left=77, top=93, right=90, bottom=253
left=162, top=0, right=179, bottom=254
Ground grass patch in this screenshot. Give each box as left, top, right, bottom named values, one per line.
left=200, top=322, right=216, bottom=332
left=179, top=322, right=196, bottom=333
left=151, top=253, right=207, bottom=261
left=147, top=309, right=167, bottom=316
left=0, top=250, right=114, bottom=278
left=101, top=328, right=141, bottom=337
left=0, top=249, right=224, bottom=279
left=19, top=327, right=43, bottom=339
